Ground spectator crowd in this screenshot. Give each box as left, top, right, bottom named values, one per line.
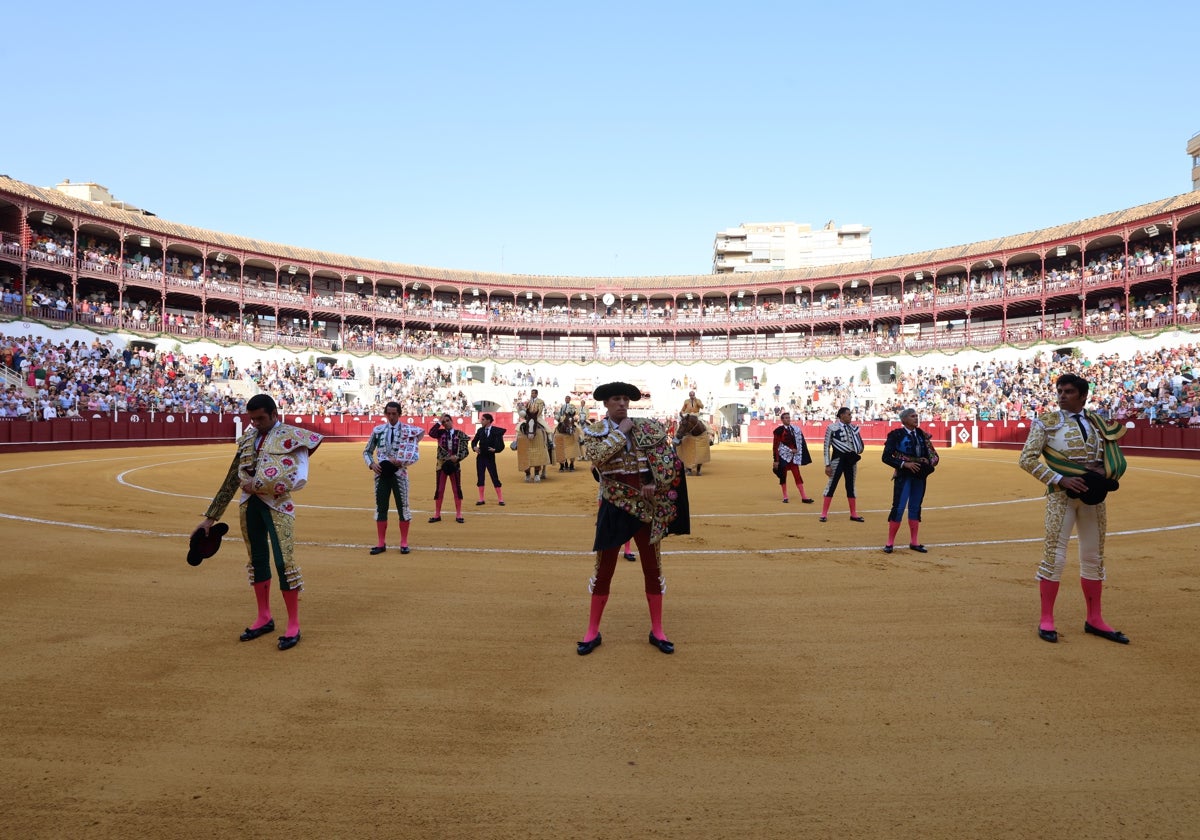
left=3, top=325, right=1199, bottom=430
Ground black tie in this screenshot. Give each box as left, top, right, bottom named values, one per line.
left=1072, top=414, right=1088, bottom=440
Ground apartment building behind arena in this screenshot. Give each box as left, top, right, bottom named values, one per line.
left=713, top=220, right=872, bottom=274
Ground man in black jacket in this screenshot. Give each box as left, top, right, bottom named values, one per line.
left=880, top=408, right=938, bottom=553
left=471, top=413, right=506, bottom=506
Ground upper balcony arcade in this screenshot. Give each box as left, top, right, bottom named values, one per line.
left=2, top=175, right=1200, bottom=360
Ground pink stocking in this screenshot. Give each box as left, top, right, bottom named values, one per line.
left=820, top=497, right=832, bottom=517
left=1080, top=578, right=1113, bottom=632
left=908, top=520, right=920, bottom=545
left=1039, top=578, right=1060, bottom=632
left=281, top=588, right=300, bottom=637
left=848, top=498, right=858, bottom=517
left=886, top=520, right=901, bottom=547
left=399, top=520, right=410, bottom=549
left=496, top=488, right=504, bottom=503
left=375, top=521, right=387, bottom=548
left=252, top=580, right=272, bottom=627
left=477, top=486, right=485, bottom=502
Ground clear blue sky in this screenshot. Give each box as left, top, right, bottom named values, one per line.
left=2, top=0, right=1195, bottom=279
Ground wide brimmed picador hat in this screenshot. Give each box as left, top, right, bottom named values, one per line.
left=593, top=382, right=642, bottom=401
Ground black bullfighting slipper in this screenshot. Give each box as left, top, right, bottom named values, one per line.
left=623, top=552, right=637, bottom=561
left=648, top=633, right=675, bottom=654
left=476, top=500, right=486, bottom=505
left=819, top=517, right=827, bottom=523
left=577, top=634, right=602, bottom=656
left=400, top=546, right=411, bottom=554
left=850, top=516, right=865, bottom=522
left=456, top=517, right=465, bottom=523
left=1084, top=623, right=1130, bottom=644
left=882, top=545, right=894, bottom=554
left=428, top=516, right=441, bottom=523
left=1038, top=628, right=1059, bottom=643
left=782, top=498, right=790, bottom=503
left=277, top=633, right=301, bottom=651
left=239, top=620, right=275, bottom=642
left=801, top=498, right=815, bottom=504
left=498, top=501, right=506, bottom=506
left=909, top=544, right=928, bottom=553
left=369, top=545, right=386, bottom=555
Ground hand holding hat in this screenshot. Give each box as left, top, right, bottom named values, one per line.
left=187, top=520, right=230, bottom=566
left=1062, top=470, right=1120, bottom=505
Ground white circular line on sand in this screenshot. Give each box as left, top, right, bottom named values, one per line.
left=1, top=510, right=1196, bottom=557
left=111, top=458, right=1051, bottom=517
left=4, top=453, right=1198, bottom=555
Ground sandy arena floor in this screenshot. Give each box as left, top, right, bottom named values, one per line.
left=1, top=441, right=1198, bottom=840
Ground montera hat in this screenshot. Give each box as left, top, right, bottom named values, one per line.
left=187, top=521, right=230, bottom=566
left=1063, top=470, right=1120, bottom=506
left=593, top=381, right=642, bottom=401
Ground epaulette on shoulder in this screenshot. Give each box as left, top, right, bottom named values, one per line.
left=1038, top=409, right=1064, bottom=429
left=584, top=418, right=611, bottom=437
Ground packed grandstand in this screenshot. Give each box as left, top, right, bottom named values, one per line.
left=1, top=173, right=1199, bottom=436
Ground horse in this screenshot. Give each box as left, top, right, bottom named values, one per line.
left=675, top=413, right=707, bottom=440
left=555, top=413, right=577, bottom=437
left=517, top=409, right=551, bottom=480
left=674, top=413, right=711, bottom=475
left=554, top=412, right=581, bottom=470
left=519, top=414, right=541, bottom=437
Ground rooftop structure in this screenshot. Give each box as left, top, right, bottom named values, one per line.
left=714, top=221, right=871, bottom=274
left=51, top=180, right=148, bottom=215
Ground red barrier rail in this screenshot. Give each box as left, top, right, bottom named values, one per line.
left=2, top=416, right=1198, bottom=459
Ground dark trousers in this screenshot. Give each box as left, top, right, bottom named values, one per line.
left=888, top=475, right=927, bottom=522
left=242, top=495, right=294, bottom=589
left=824, top=456, right=858, bottom=498
left=476, top=455, right=502, bottom=487
left=374, top=473, right=406, bottom=522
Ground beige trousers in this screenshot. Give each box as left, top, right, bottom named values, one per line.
left=1037, top=491, right=1107, bottom=582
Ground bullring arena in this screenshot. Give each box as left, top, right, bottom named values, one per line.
left=2, top=175, right=1200, bottom=839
